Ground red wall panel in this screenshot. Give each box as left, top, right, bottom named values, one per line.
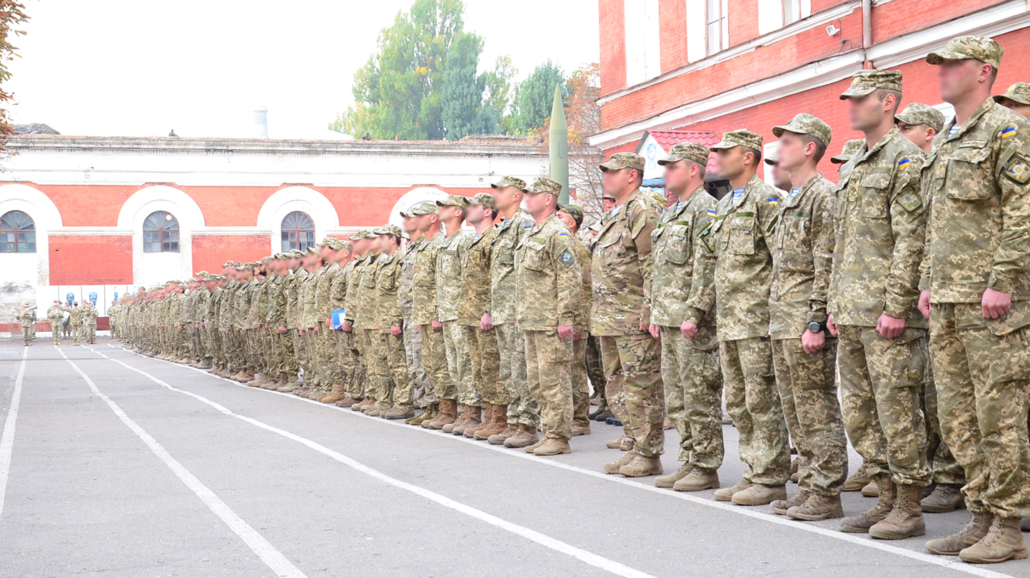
left=49, top=235, right=133, bottom=285
left=600, top=0, right=628, bottom=96
left=192, top=234, right=270, bottom=274
left=659, top=0, right=689, bottom=73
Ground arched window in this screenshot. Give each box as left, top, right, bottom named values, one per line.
left=281, top=211, right=315, bottom=251
left=143, top=211, right=179, bottom=253
left=0, top=210, right=35, bottom=253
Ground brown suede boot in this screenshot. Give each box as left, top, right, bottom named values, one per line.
left=771, top=490, right=812, bottom=516
left=455, top=405, right=482, bottom=436
left=533, top=437, right=571, bottom=456
left=926, top=512, right=993, bottom=556
left=442, top=404, right=468, bottom=433
left=870, top=484, right=925, bottom=540
left=732, top=484, right=787, bottom=506
left=843, top=462, right=871, bottom=491
left=619, top=453, right=662, bottom=477
left=841, top=475, right=895, bottom=533
left=426, top=399, right=457, bottom=430
left=407, top=404, right=437, bottom=425
left=655, top=463, right=692, bottom=489
left=922, top=484, right=965, bottom=514
left=788, top=493, right=844, bottom=521
left=320, top=381, right=347, bottom=404
left=471, top=404, right=501, bottom=439
left=604, top=450, right=637, bottom=474
left=489, top=423, right=519, bottom=445
left=503, top=425, right=539, bottom=448
left=336, top=396, right=358, bottom=408
left=959, top=516, right=1029, bottom=564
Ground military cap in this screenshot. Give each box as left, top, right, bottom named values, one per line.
left=324, top=237, right=346, bottom=250
left=895, top=103, right=946, bottom=133
left=840, top=70, right=902, bottom=100
left=599, top=152, right=645, bottom=172
left=772, top=113, right=833, bottom=147
left=406, top=201, right=439, bottom=217
left=558, top=204, right=584, bottom=225
left=764, top=147, right=779, bottom=166
left=927, top=35, right=1003, bottom=70
left=204, top=274, right=219, bottom=281
left=337, top=240, right=353, bottom=251
left=222, top=260, right=233, bottom=268
left=658, top=142, right=710, bottom=166
left=710, top=129, right=763, bottom=151
left=468, top=192, right=495, bottom=210
left=831, top=138, right=864, bottom=164
left=260, top=256, right=272, bottom=263
left=349, top=229, right=375, bottom=240
left=525, top=177, right=562, bottom=197
left=602, top=193, right=616, bottom=201
left=374, top=223, right=403, bottom=238
left=995, top=82, right=1030, bottom=106
left=436, top=194, right=469, bottom=208
left=289, top=249, right=304, bottom=258
left=304, top=246, right=319, bottom=256
left=195, top=270, right=209, bottom=277
left=490, top=176, right=528, bottom=191
left=167, top=280, right=182, bottom=285
left=243, top=262, right=256, bottom=270
left=273, top=252, right=289, bottom=260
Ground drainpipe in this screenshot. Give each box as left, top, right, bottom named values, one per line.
left=863, top=0, right=872, bottom=68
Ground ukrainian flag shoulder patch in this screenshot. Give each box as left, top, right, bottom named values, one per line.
left=767, top=198, right=779, bottom=205
left=559, top=232, right=568, bottom=237
left=1003, top=126, right=1017, bottom=139
left=707, top=209, right=717, bottom=215
left=898, top=158, right=911, bottom=169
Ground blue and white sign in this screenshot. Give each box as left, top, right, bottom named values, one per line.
left=65, top=293, right=74, bottom=306
left=88, top=292, right=98, bottom=306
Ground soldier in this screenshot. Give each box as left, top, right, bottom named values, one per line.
left=398, top=205, right=433, bottom=422
left=487, top=177, right=540, bottom=448
left=919, top=36, right=1030, bottom=563
left=412, top=204, right=453, bottom=430
left=306, top=241, right=339, bottom=399
left=515, top=177, right=580, bottom=456
left=69, top=302, right=83, bottom=346
left=831, top=139, right=865, bottom=177
left=320, top=242, right=354, bottom=403
left=897, top=103, right=946, bottom=155
left=593, top=152, right=664, bottom=478
left=555, top=204, right=592, bottom=438
left=353, top=232, right=383, bottom=412
left=646, top=143, right=722, bottom=493
left=280, top=251, right=306, bottom=392
left=47, top=300, right=65, bottom=345
left=585, top=222, right=611, bottom=423
left=764, top=148, right=793, bottom=192
left=371, top=225, right=415, bottom=420
left=342, top=231, right=376, bottom=408
left=18, top=306, right=35, bottom=346
left=994, top=82, right=1030, bottom=119
left=765, top=114, right=848, bottom=520
left=829, top=70, right=930, bottom=539
left=85, top=303, right=97, bottom=344
left=435, top=195, right=478, bottom=433
left=460, top=194, right=509, bottom=439
left=707, top=129, right=789, bottom=506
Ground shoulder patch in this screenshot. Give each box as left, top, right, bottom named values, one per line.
left=1002, top=126, right=1017, bottom=139
left=767, top=198, right=778, bottom=205
left=897, top=158, right=911, bottom=169
left=1003, top=154, right=1030, bottom=184
left=707, top=209, right=717, bottom=215
left=559, top=232, right=568, bottom=236
left=559, top=250, right=575, bottom=267
left=898, top=189, right=923, bottom=212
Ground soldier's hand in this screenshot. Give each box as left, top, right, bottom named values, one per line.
left=313, top=326, right=319, bottom=334
left=391, top=326, right=402, bottom=337
left=432, top=320, right=443, bottom=332
left=341, top=322, right=352, bottom=332
left=279, top=325, right=287, bottom=333
left=648, top=324, right=660, bottom=339
left=982, top=288, right=1012, bottom=320
left=681, top=321, right=698, bottom=339
left=875, top=313, right=906, bottom=340
left=918, top=291, right=931, bottom=320
left=325, top=317, right=332, bottom=327
left=827, top=314, right=838, bottom=337
left=573, top=331, right=582, bottom=341
left=801, top=329, right=824, bottom=354
left=557, top=325, right=574, bottom=339
left=480, top=313, right=493, bottom=332
left=639, top=322, right=649, bottom=333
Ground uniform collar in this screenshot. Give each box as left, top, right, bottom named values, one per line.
left=941, top=97, right=996, bottom=144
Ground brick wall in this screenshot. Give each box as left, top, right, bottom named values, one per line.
left=732, top=0, right=762, bottom=47
left=600, top=0, right=627, bottom=96
left=658, top=0, right=688, bottom=73
left=871, top=0, right=1010, bottom=44
left=191, top=234, right=270, bottom=275
left=50, top=235, right=133, bottom=285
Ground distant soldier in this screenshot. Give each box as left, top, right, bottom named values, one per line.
left=993, top=81, right=1030, bottom=119
left=69, top=302, right=84, bottom=346
left=47, top=301, right=65, bottom=345
left=371, top=224, right=415, bottom=420
left=435, top=195, right=476, bottom=433
left=555, top=203, right=592, bottom=438
left=398, top=205, right=432, bottom=422
left=896, top=103, right=946, bottom=155
left=18, top=306, right=35, bottom=346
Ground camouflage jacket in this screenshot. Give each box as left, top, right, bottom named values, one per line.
left=355, top=252, right=380, bottom=330
left=398, top=235, right=423, bottom=318
left=515, top=213, right=579, bottom=331
left=220, top=280, right=237, bottom=330
left=265, top=275, right=287, bottom=328
left=412, top=232, right=446, bottom=326
left=207, top=287, right=221, bottom=330
left=344, top=253, right=371, bottom=326
left=437, top=230, right=471, bottom=323
left=591, top=189, right=661, bottom=336
left=920, top=97, right=1030, bottom=315
left=329, top=260, right=351, bottom=323
left=711, top=175, right=783, bottom=341
left=649, top=186, right=718, bottom=328
left=182, top=290, right=196, bottom=324
left=459, top=227, right=496, bottom=326
left=829, top=128, right=926, bottom=328
left=316, top=262, right=339, bottom=326
left=301, top=267, right=322, bottom=329
left=374, top=249, right=404, bottom=332
left=248, top=277, right=269, bottom=329
left=286, top=269, right=304, bottom=330
left=194, top=289, right=210, bottom=326
left=490, top=210, right=535, bottom=326
left=570, top=234, right=592, bottom=334
left=769, top=174, right=836, bottom=339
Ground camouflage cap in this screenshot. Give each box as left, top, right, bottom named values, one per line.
left=831, top=138, right=865, bottom=164
left=289, top=249, right=304, bottom=259
left=260, top=256, right=272, bottom=263
left=710, top=129, right=763, bottom=151
left=525, top=177, right=562, bottom=197
left=322, top=237, right=345, bottom=251
left=995, top=82, right=1030, bottom=106
left=927, top=35, right=1003, bottom=70
left=602, top=193, right=616, bottom=200
left=772, top=113, right=833, bottom=147
left=657, top=142, right=710, bottom=166
left=558, top=204, right=584, bottom=223
left=273, top=252, right=290, bottom=260
left=373, top=223, right=403, bottom=238
left=895, top=103, right=946, bottom=132
left=348, top=229, right=375, bottom=240
left=407, top=201, right=439, bottom=217
left=204, top=274, right=220, bottom=281
left=468, top=192, right=495, bottom=210
left=195, top=270, right=209, bottom=278
left=599, top=152, right=645, bottom=172
left=490, top=175, right=528, bottom=191
left=304, top=246, right=319, bottom=256
left=436, top=194, right=469, bottom=208
left=840, top=69, right=902, bottom=100
left=222, top=260, right=233, bottom=268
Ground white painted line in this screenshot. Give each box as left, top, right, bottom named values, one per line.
left=94, top=346, right=655, bottom=578
left=0, top=347, right=28, bottom=523
left=103, top=344, right=1017, bottom=578
left=59, top=348, right=307, bottom=578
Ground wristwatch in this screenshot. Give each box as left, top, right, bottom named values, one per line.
left=807, top=321, right=824, bottom=334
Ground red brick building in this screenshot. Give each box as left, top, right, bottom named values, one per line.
left=592, top=0, right=1030, bottom=181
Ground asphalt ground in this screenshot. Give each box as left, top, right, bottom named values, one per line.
left=0, top=337, right=1027, bottom=578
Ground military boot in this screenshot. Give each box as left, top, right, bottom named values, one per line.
left=732, top=484, right=787, bottom=506
left=320, top=382, right=347, bottom=404
left=959, top=516, right=1029, bottom=564
left=260, top=378, right=282, bottom=391
left=335, top=395, right=358, bottom=408
left=246, top=374, right=266, bottom=387
left=571, top=422, right=591, bottom=437
left=364, top=402, right=382, bottom=417
left=788, top=493, right=844, bottom=521
left=489, top=423, right=519, bottom=445
left=442, top=404, right=468, bottom=433
left=604, top=450, right=637, bottom=474
left=655, top=463, right=692, bottom=489
left=524, top=438, right=547, bottom=453
left=279, top=378, right=300, bottom=393
left=606, top=436, right=634, bottom=451
left=407, top=404, right=437, bottom=426
left=841, top=476, right=895, bottom=533
left=471, top=404, right=505, bottom=439
left=673, top=468, right=719, bottom=492
left=843, top=462, right=871, bottom=492
left=922, top=484, right=965, bottom=514
left=533, top=437, right=572, bottom=456
left=592, top=408, right=612, bottom=422
left=198, top=358, right=213, bottom=370
left=926, top=512, right=993, bottom=556
left=714, top=478, right=751, bottom=502
left=772, top=490, right=812, bottom=516
left=503, top=425, right=539, bottom=448
left=789, top=457, right=799, bottom=484
left=455, top=405, right=482, bottom=436
left=862, top=479, right=879, bottom=497
left=619, top=453, right=662, bottom=477
left=383, top=406, right=415, bottom=420
left=426, top=399, right=457, bottom=430
left=307, top=388, right=328, bottom=401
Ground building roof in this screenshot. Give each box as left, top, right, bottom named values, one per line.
left=636, top=129, right=720, bottom=174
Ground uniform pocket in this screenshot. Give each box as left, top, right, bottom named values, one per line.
left=946, top=145, right=993, bottom=201
left=727, top=216, right=755, bottom=255
left=860, top=173, right=891, bottom=218
left=662, top=224, right=691, bottom=264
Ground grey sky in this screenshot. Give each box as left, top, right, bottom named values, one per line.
left=7, top=0, right=599, bottom=139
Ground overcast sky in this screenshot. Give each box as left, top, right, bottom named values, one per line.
left=6, top=0, right=599, bottom=139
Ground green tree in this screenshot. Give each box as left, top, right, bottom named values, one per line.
left=508, top=61, right=567, bottom=135
left=440, top=32, right=486, bottom=140
left=481, top=55, right=516, bottom=134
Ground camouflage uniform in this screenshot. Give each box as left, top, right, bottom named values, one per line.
left=372, top=234, right=412, bottom=412
left=314, top=253, right=339, bottom=393
left=300, top=263, right=321, bottom=388
left=70, top=305, right=84, bottom=346
left=354, top=250, right=380, bottom=401
left=650, top=146, right=723, bottom=472
left=920, top=54, right=1030, bottom=517
left=47, top=305, right=65, bottom=345
left=567, top=229, right=592, bottom=430
left=437, top=206, right=475, bottom=407
left=398, top=231, right=430, bottom=404
left=412, top=223, right=449, bottom=402
left=460, top=221, right=507, bottom=406
left=830, top=78, right=930, bottom=487
left=330, top=256, right=357, bottom=393
left=285, top=264, right=306, bottom=384
left=710, top=130, right=790, bottom=486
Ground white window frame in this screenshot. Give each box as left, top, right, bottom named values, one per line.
left=625, top=0, right=661, bottom=87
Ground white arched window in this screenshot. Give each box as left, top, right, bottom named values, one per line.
left=281, top=211, right=315, bottom=251
left=143, top=211, right=180, bottom=252
left=0, top=210, right=36, bottom=253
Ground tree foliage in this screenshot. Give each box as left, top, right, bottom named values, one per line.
left=0, top=0, right=27, bottom=151
left=440, top=32, right=486, bottom=140
left=509, top=61, right=568, bottom=136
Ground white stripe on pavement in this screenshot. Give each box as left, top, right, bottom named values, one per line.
left=0, top=347, right=28, bottom=523
left=59, top=348, right=308, bottom=578
left=94, top=347, right=656, bottom=578
left=105, top=345, right=1017, bottom=578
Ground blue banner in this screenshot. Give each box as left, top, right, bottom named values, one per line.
left=331, top=309, right=346, bottom=330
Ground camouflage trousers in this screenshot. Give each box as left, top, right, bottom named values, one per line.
left=497, top=323, right=539, bottom=428
left=571, top=335, right=591, bottom=428
left=204, top=326, right=217, bottom=362
left=464, top=325, right=509, bottom=406
left=402, top=315, right=432, bottom=405
left=315, top=327, right=337, bottom=392
left=721, top=337, right=789, bottom=486
left=50, top=320, right=61, bottom=345
left=525, top=329, right=573, bottom=442
left=599, top=333, right=665, bottom=458
left=22, top=325, right=33, bottom=345
left=302, top=330, right=320, bottom=389
left=375, top=331, right=412, bottom=412
left=291, top=329, right=305, bottom=381
left=333, top=330, right=356, bottom=389
left=921, top=365, right=965, bottom=486
left=419, top=324, right=450, bottom=402
left=443, top=321, right=478, bottom=407
left=930, top=303, right=1030, bottom=519
left=661, top=325, right=724, bottom=471
left=72, top=323, right=82, bottom=345
left=355, top=329, right=375, bottom=400
left=838, top=325, right=930, bottom=486
left=586, top=334, right=607, bottom=408
left=772, top=336, right=847, bottom=496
